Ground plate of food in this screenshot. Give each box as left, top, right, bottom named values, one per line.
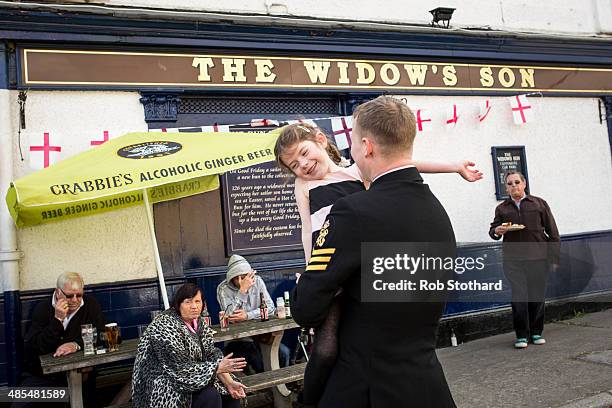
left=502, top=222, right=525, bottom=231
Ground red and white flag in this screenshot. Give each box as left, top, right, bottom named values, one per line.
left=446, top=104, right=460, bottom=128
left=90, top=130, right=110, bottom=147
left=286, top=119, right=317, bottom=127
left=201, top=124, right=230, bottom=132
left=478, top=99, right=492, bottom=123
left=250, top=119, right=280, bottom=127
left=415, top=109, right=432, bottom=133
left=149, top=127, right=179, bottom=133
left=331, top=116, right=353, bottom=150
left=509, top=95, right=534, bottom=124
left=29, top=132, right=62, bottom=170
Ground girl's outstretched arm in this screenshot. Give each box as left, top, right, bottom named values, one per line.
left=414, top=160, right=483, bottom=182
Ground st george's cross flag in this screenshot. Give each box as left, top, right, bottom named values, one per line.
left=446, top=104, right=460, bottom=128
left=331, top=116, right=353, bottom=150
left=509, top=95, right=534, bottom=124
left=29, top=132, right=62, bottom=170
left=416, top=109, right=433, bottom=133
left=201, top=124, right=230, bottom=132
left=478, top=99, right=492, bottom=123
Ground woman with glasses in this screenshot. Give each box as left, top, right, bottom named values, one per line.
left=489, top=171, right=560, bottom=349
left=20, top=271, right=106, bottom=406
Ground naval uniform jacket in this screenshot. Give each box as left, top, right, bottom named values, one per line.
left=291, top=167, right=457, bottom=408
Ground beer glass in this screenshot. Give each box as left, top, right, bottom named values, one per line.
left=97, top=331, right=108, bottom=354
left=137, top=324, right=148, bottom=337
left=219, top=311, right=229, bottom=332
left=105, top=323, right=120, bottom=352
left=80, top=324, right=94, bottom=355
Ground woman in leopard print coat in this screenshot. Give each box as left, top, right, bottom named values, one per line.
left=132, top=283, right=247, bottom=408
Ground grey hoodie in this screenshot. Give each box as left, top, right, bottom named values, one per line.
left=216, top=274, right=276, bottom=321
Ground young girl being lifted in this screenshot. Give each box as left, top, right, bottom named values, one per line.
left=274, top=122, right=482, bottom=407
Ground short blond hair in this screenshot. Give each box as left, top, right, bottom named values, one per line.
left=353, top=96, right=416, bottom=155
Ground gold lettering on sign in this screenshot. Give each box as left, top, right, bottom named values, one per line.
left=304, top=61, right=331, bottom=84
left=356, top=63, right=375, bottom=84
left=192, top=57, right=215, bottom=82
left=337, top=62, right=350, bottom=84
left=519, top=68, right=535, bottom=88
left=480, top=67, right=494, bottom=87
left=442, top=65, right=457, bottom=86
left=221, top=58, right=247, bottom=82
left=254, top=59, right=276, bottom=83
left=498, top=67, right=516, bottom=88
left=403, top=64, right=428, bottom=85
left=380, top=63, right=401, bottom=85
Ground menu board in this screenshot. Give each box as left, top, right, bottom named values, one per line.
left=491, top=146, right=529, bottom=200
left=222, top=126, right=302, bottom=255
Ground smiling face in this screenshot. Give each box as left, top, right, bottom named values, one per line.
left=179, top=291, right=203, bottom=322
left=505, top=173, right=527, bottom=200
left=280, top=137, right=332, bottom=181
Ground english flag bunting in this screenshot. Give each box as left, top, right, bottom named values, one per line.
left=416, top=109, right=432, bottom=132
left=446, top=104, right=459, bottom=127
left=250, top=119, right=280, bottom=127
left=509, top=95, right=534, bottom=124
left=29, top=132, right=62, bottom=170
left=286, top=119, right=317, bottom=127
left=90, top=130, right=110, bottom=147
left=478, top=99, right=492, bottom=122
left=331, top=116, right=353, bottom=150
left=201, top=124, right=230, bottom=132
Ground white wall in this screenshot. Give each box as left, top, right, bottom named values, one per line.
left=9, top=91, right=612, bottom=289
left=0, top=89, right=17, bottom=294
left=12, top=91, right=157, bottom=291
left=402, top=95, right=612, bottom=242
left=47, top=0, right=612, bottom=35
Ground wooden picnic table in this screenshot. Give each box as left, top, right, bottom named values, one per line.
left=40, top=317, right=300, bottom=408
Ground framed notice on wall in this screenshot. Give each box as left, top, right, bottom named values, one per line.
left=491, top=146, right=529, bottom=200
left=221, top=125, right=302, bottom=255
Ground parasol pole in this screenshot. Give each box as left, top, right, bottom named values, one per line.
left=143, top=189, right=170, bottom=310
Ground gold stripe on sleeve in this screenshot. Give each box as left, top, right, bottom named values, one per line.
left=311, top=248, right=336, bottom=256
left=305, top=264, right=328, bottom=271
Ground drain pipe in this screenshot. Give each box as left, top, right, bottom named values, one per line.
left=0, top=42, right=23, bottom=386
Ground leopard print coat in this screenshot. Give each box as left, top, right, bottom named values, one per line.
left=132, top=309, right=230, bottom=408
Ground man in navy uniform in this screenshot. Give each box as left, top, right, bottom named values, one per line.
left=291, top=96, right=457, bottom=407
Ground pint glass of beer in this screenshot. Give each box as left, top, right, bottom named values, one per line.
left=105, top=323, right=120, bottom=352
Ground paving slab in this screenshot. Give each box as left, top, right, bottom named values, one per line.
left=438, top=309, right=612, bottom=408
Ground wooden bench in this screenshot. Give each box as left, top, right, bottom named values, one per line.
left=41, top=317, right=301, bottom=408
left=107, top=363, right=306, bottom=408
left=242, top=362, right=306, bottom=392
left=96, top=366, right=133, bottom=389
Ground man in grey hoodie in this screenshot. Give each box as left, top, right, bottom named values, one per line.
left=217, top=254, right=290, bottom=372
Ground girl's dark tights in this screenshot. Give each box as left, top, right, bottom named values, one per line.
left=301, top=298, right=340, bottom=405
